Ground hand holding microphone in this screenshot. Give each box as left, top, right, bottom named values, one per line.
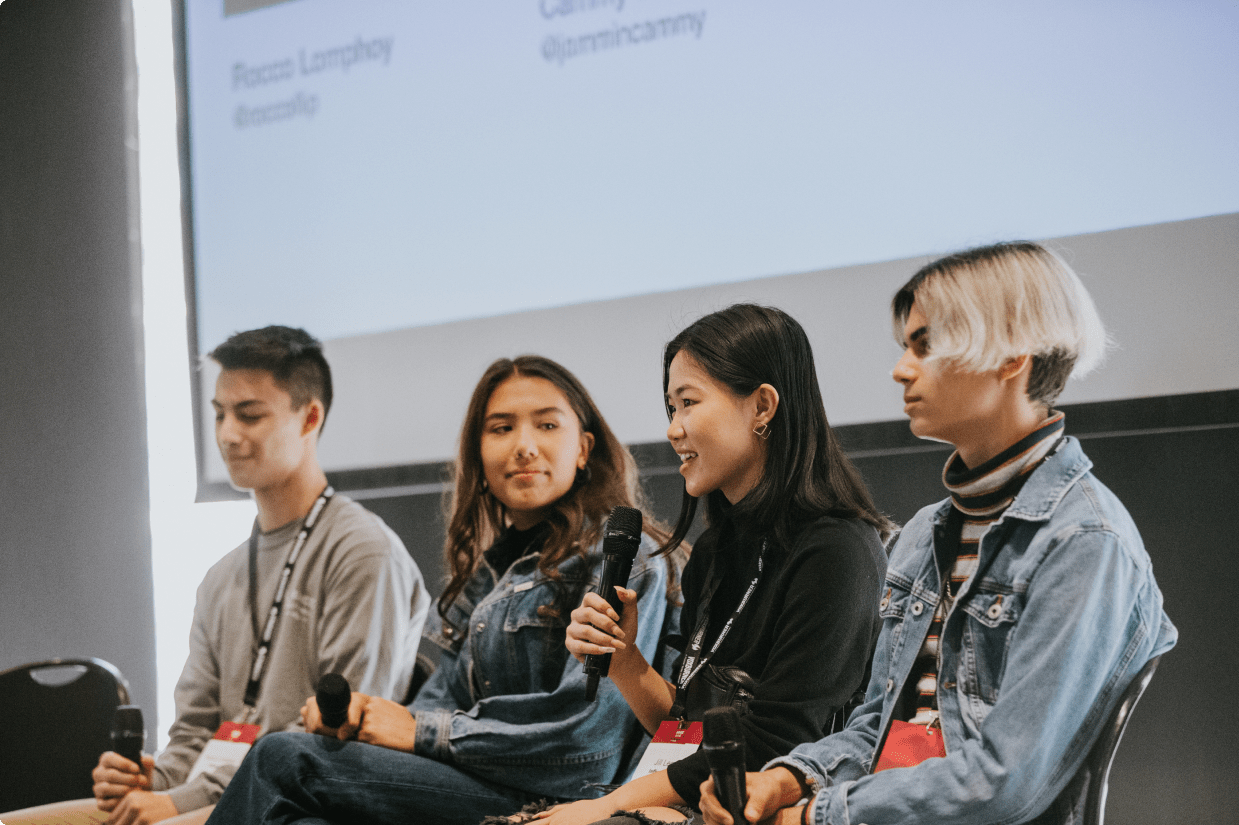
left=94, top=706, right=150, bottom=810
left=316, top=672, right=352, bottom=728
left=582, top=506, right=643, bottom=701
left=703, top=706, right=748, bottom=825
left=111, top=705, right=145, bottom=767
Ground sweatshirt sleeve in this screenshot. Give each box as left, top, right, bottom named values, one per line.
left=151, top=575, right=229, bottom=813
left=314, top=518, right=429, bottom=702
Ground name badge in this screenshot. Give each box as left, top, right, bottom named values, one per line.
left=631, top=720, right=703, bottom=778
left=186, top=722, right=261, bottom=782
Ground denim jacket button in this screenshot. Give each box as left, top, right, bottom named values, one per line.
left=476, top=622, right=486, bottom=632
left=886, top=678, right=894, bottom=693
left=911, top=601, right=924, bottom=616
left=987, top=599, right=1003, bottom=619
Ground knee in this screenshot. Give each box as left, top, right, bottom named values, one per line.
left=244, top=731, right=323, bottom=781
left=250, top=731, right=308, bottom=761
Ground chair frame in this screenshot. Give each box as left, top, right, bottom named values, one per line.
left=0, top=657, right=132, bottom=705
left=1082, top=654, right=1161, bottom=825
left=0, top=657, right=133, bottom=811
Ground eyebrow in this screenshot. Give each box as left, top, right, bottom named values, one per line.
left=484, top=406, right=566, bottom=421
left=211, top=399, right=265, bottom=410
left=907, top=326, right=928, bottom=346
left=666, top=383, right=695, bottom=400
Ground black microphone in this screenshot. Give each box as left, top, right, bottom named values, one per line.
left=703, top=706, right=747, bottom=825
left=111, top=705, right=145, bottom=767
left=316, top=673, right=351, bottom=729
left=584, top=505, right=643, bottom=701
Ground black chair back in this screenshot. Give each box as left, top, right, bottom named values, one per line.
left=0, top=658, right=131, bottom=811
left=1008, top=654, right=1162, bottom=825
left=1081, top=654, right=1161, bottom=825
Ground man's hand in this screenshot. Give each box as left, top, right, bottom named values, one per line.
left=93, top=750, right=153, bottom=810
left=302, top=690, right=367, bottom=739
left=302, top=691, right=417, bottom=752
left=105, top=789, right=179, bottom=825
left=354, top=695, right=418, bottom=752
left=699, top=767, right=806, bottom=825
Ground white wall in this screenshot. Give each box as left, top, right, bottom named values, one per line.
left=199, top=210, right=1239, bottom=481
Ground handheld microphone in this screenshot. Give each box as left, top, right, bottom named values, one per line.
left=583, top=505, right=643, bottom=701
left=316, top=673, right=352, bottom=729
left=703, top=706, right=747, bottom=825
left=111, top=705, right=145, bottom=767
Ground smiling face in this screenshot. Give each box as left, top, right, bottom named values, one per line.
left=665, top=351, right=768, bottom=504
left=213, top=368, right=321, bottom=493
left=892, top=302, right=1016, bottom=461
left=480, top=374, right=594, bottom=530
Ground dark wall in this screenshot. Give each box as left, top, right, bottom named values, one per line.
left=351, top=390, right=1237, bottom=825
left=0, top=0, right=156, bottom=715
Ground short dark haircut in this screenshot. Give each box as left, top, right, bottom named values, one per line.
left=661, top=304, right=892, bottom=552
left=208, top=326, right=333, bottom=428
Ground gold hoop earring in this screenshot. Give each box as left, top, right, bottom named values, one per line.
left=753, top=423, right=770, bottom=440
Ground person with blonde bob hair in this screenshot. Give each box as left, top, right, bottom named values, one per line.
left=889, top=241, right=1109, bottom=409
left=700, top=242, right=1176, bottom=825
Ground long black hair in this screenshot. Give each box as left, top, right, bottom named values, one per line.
left=660, top=304, right=892, bottom=553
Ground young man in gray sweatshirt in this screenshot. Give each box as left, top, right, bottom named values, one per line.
left=77, top=326, right=429, bottom=824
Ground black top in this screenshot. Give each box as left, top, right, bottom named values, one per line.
left=484, top=523, right=550, bottom=577
left=665, top=511, right=887, bottom=806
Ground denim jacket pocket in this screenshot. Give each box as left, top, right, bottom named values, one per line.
left=958, top=588, right=1021, bottom=704
left=427, top=597, right=475, bottom=655
left=878, top=577, right=915, bottom=660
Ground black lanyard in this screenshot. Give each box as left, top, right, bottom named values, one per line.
left=671, top=539, right=766, bottom=719
left=242, top=486, right=334, bottom=716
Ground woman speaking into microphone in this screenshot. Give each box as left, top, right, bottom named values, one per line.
left=541, top=304, right=891, bottom=825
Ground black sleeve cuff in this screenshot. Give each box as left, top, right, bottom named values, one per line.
left=665, top=749, right=711, bottom=808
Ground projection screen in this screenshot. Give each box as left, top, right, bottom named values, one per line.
left=177, top=0, right=1239, bottom=498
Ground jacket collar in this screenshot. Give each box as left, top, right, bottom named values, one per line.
left=929, top=436, right=1092, bottom=526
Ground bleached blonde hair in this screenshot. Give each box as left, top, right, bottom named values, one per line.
left=891, top=241, right=1109, bottom=407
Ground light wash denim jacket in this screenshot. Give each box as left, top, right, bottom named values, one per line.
left=411, top=532, right=680, bottom=800
left=771, top=437, right=1177, bottom=825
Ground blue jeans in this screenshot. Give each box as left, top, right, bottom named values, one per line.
left=207, top=732, right=543, bottom=825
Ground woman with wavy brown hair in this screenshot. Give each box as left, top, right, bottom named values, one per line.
left=207, top=355, right=683, bottom=825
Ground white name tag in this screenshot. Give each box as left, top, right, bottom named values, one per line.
left=186, top=722, right=261, bottom=782
left=631, top=720, right=702, bottom=778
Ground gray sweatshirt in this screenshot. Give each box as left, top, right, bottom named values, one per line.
left=151, top=494, right=429, bottom=813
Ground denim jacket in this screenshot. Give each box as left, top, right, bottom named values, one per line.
left=411, top=531, right=680, bottom=800
left=771, top=437, right=1177, bottom=825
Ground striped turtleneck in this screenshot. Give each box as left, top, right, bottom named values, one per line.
left=904, top=412, right=1066, bottom=726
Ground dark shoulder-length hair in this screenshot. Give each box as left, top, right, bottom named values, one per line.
left=660, top=304, right=892, bottom=553
left=439, top=354, right=672, bottom=621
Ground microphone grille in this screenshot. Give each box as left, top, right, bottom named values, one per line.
left=317, top=673, right=351, bottom=705
left=112, top=705, right=143, bottom=732
left=606, top=506, right=642, bottom=540
left=702, top=705, right=743, bottom=747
